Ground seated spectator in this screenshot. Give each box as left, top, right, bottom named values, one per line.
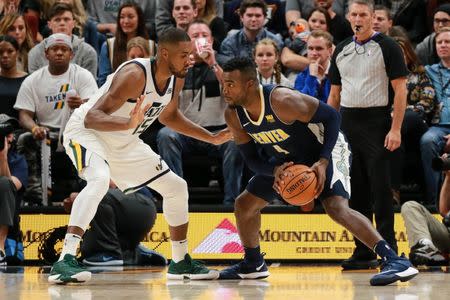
left=97, top=2, right=153, bottom=87
left=416, top=4, right=450, bottom=66
left=0, top=35, right=27, bottom=118
left=27, top=3, right=97, bottom=78
left=281, top=18, right=310, bottom=80
left=400, top=154, right=450, bottom=266
left=157, top=21, right=243, bottom=205
left=388, top=25, right=409, bottom=40
left=126, top=36, right=151, bottom=60
left=218, top=0, right=284, bottom=66
left=196, top=0, right=227, bottom=50
left=172, top=0, right=198, bottom=32
left=254, top=38, right=292, bottom=87
left=390, top=35, right=436, bottom=203
left=281, top=7, right=331, bottom=78
left=373, top=5, right=393, bottom=35
left=63, top=187, right=167, bottom=266
left=294, top=30, right=333, bottom=103
left=15, top=33, right=98, bottom=204
left=0, top=114, right=28, bottom=266
left=87, top=0, right=157, bottom=41
left=420, top=27, right=450, bottom=205
left=155, top=0, right=223, bottom=38
left=376, top=0, right=427, bottom=44
left=0, top=13, right=34, bottom=72
left=314, top=0, right=352, bottom=45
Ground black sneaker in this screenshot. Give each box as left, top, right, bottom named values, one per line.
left=409, top=242, right=448, bottom=266
left=219, top=260, right=270, bottom=279
left=342, top=250, right=378, bottom=270
left=0, top=249, right=6, bottom=267
left=370, top=254, right=418, bottom=286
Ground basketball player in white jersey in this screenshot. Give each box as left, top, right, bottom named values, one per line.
left=48, top=28, right=230, bottom=284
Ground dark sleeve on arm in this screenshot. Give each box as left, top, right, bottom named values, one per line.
left=238, top=141, right=276, bottom=176
left=309, top=101, right=341, bottom=160
left=328, top=42, right=345, bottom=85
left=379, top=36, right=409, bottom=80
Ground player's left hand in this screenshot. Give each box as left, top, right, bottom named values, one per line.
left=210, top=128, right=232, bottom=145
left=309, top=158, right=328, bottom=199
left=384, top=129, right=401, bottom=151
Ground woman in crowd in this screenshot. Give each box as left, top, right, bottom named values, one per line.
left=97, top=2, right=153, bottom=86
left=0, top=13, right=34, bottom=72
left=126, top=36, right=151, bottom=60
left=254, top=38, right=292, bottom=87
left=0, top=35, right=27, bottom=118
left=195, top=0, right=227, bottom=50
left=307, top=7, right=331, bottom=33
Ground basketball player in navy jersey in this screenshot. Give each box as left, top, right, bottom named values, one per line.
left=220, top=57, right=418, bottom=286
left=48, top=28, right=229, bottom=284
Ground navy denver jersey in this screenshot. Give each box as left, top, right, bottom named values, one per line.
left=235, top=85, right=325, bottom=167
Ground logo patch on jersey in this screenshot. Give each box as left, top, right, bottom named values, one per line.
left=265, top=115, right=275, bottom=123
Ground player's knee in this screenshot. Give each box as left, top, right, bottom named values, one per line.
left=161, top=173, right=188, bottom=227
left=84, top=166, right=110, bottom=197
left=400, top=200, right=421, bottom=216
left=234, top=196, right=259, bottom=219
left=323, top=197, right=348, bottom=223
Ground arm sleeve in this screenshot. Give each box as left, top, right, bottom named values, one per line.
left=238, top=141, right=276, bottom=176
left=309, top=101, right=341, bottom=160
left=328, top=45, right=342, bottom=85
left=380, top=37, right=409, bottom=80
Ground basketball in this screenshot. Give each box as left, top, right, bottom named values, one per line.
left=280, top=164, right=317, bottom=206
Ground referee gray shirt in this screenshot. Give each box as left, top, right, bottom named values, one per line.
left=329, top=33, right=408, bottom=108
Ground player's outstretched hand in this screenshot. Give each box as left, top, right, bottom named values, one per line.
left=128, top=95, right=152, bottom=129
left=210, top=128, right=232, bottom=145
left=272, top=161, right=294, bottom=193
left=309, top=158, right=328, bottom=199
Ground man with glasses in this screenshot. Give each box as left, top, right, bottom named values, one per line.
left=416, top=4, right=450, bottom=66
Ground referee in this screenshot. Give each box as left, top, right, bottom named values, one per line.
left=328, top=0, right=407, bottom=270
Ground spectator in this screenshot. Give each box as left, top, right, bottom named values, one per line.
left=387, top=25, right=409, bottom=40
left=420, top=27, right=450, bottom=206
left=328, top=0, right=407, bottom=270
left=157, top=20, right=243, bottom=205
left=0, top=13, right=34, bottom=72
left=15, top=33, right=97, bottom=204
left=196, top=0, right=227, bottom=50
left=126, top=36, right=151, bottom=60
left=390, top=35, right=436, bottom=203
left=400, top=155, right=450, bottom=266
left=217, top=0, right=283, bottom=66
left=87, top=0, right=157, bottom=41
left=172, top=0, right=198, bottom=31
left=281, top=18, right=310, bottom=80
left=155, top=0, right=223, bottom=38
left=62, top=188, right=167, bottom=266
left=97, top=2, right=153, bottom=87
left=284, top=0, right=346, bottom=28
left=307, top=7, right=331, bottom=32
left=375, top=0, right=428, bottom=44
left=254, top=38, right=292, bottom=87
left=0, top=35, right=27, bottom=119
left=416, top=4, right=450, bottom=66
left=314, top=0, right=353, bottom=45
left=294, top=30, right=333, bottom=103
left=0, top=114, right=28, bottom=266
left=27, top=3, right=97, bottom=78
left=373, top=5, right=393, bottom=35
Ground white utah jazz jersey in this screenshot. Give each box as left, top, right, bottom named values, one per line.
left=67, top=58, right=176, bottom=147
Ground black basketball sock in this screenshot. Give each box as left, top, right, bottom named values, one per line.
left=244, top=246, right=263, bottom=262
left=373, top=240, right=398, bottom=261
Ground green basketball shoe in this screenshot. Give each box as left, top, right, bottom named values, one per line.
left=167, top=254, right=219, bottom=280
left=48, top=254, right=92, bottom=284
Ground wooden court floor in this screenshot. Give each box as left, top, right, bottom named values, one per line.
left=1, top=264, right=449, bottom=300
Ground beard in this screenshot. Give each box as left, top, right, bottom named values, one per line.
left=168, top=61, right=187, bottom=78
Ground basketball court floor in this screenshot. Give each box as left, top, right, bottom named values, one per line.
left=1, top=264, right=448, bottom=300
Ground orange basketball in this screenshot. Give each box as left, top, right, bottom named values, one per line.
left=280, top=164, right=317, bottom=206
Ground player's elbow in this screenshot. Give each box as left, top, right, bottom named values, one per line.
left=84, top=110, right=96, bottom=129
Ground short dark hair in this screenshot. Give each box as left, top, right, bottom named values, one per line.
left=48, top=3, right=73, bottom=20
left=239, top=0, right=267, bottom=17
left=187, top=20, right=211, bottom=33
left=222, top=57, right=257, bottom=80
left=0, top=35, right=19, bottom=50
left=374, top=5, right=392, bottom=20
left=158, top=27, right=191, bottom=45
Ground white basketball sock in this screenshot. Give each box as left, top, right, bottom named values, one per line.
left=171, top=239, right=188, bottom=263
left=58, top=233, right=82, bottom=261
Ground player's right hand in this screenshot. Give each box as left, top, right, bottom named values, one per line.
left=31, top=125, right=48, bottom=140
left=128, top=95, right=152, bottom=129
left=272, top=161, right=294, bottom=193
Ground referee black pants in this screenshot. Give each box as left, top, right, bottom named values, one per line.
left=341, top=107, right=397, bottom=255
